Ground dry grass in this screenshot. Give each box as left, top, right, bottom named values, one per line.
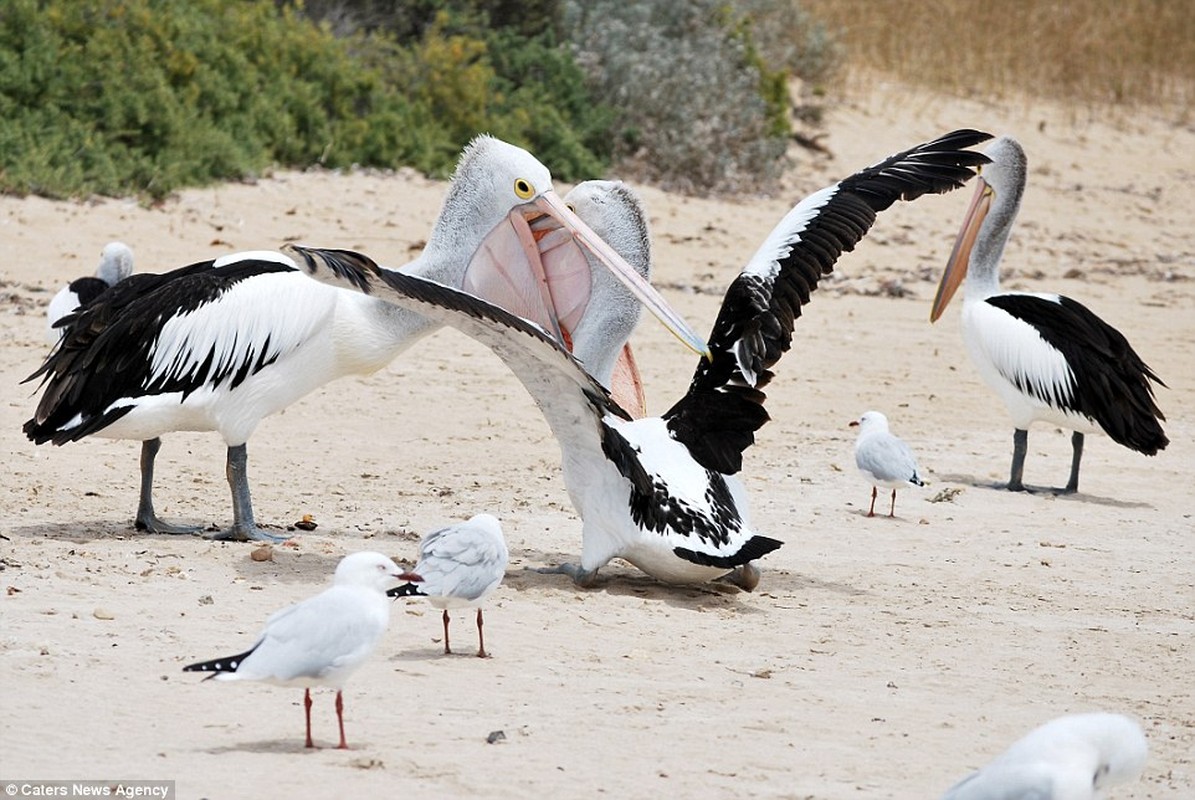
left=804, top=0, right=1194, bottom=116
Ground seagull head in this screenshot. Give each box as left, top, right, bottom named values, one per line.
left=335, top=551, right=421, bottom=594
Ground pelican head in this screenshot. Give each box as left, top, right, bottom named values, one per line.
left=431, top=136, right=707, bottom=360
left=930, top=136, right=1028, bottom=322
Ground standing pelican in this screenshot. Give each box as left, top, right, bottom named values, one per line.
left=939, top=712, right=1147, bottom=800
left=289, top=129, right=990, bottom=588
left=23, top=137, right=706, bottom=541
left=930, top=136, right=1167, bottom=493
left=46, top=241, right=134, bottom=343
left=850, top=411, right=925, bottom=518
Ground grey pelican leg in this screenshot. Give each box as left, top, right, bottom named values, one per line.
left=716, top=562, right=761, bottom=592
left=1007, top=429, right=1029, bottom=492
left=1062, top=431, right=1084, bottom=494
left=534, top=563, right=600, bottom=588
left=134, top=438, right=202, bottom=535
left=206, top=444, right=289, bottom=542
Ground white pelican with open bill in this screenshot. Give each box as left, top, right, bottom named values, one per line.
left=288, top=129, right=991, bottom=588
left=23, top=137, right=706, bottom=541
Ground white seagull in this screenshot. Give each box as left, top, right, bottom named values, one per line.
left=182, top=551, right=421, bottom=749
left=850, top=410, right=925, bottom=517
left=939, top=712, right=1148, bottom=800
left=389, top=513, right=508, bottom=657
left=22, top=137, right=706, bottom=541
left=288, top=129, right=991, bottom=589
left=930, top=135, right=1168, bottom=494
left=46, top=241, right=134, bottom=343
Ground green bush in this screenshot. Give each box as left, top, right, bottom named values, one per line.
left=0, top=0, right=431, bottom=198
left=1, top=0, right=839, bottom=200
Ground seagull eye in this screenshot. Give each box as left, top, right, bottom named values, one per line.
left=514, top=178, right=535, bottom=199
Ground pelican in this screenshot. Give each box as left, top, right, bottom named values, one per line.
left=388, top=513, right=508, bottom=658
left=46, top=241, right=134, bottom=343
left=850, top=411, right=925, bottom=518
left=22, top=137, right=706, bottom=542
left=183, top=551, right=420, bottom=749
left=288, top=129, right=991, bottom=588
left=930, top=136, right=1168, bottom=493
left=939, top=712, right=1147, bottom=800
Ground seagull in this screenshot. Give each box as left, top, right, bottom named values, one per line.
left=930, top=135, right=1168, bottom=493
left=46, top=241, right=133, bottom=343
left=939, top=712, right=1148, bottom=800
left=22, top=136, right=706, bottom=541
left=182, top=551, right=421, bottom=749
left=287, top=129, right=991, bottom=589
left=388, top=513, right=508, bottom=658
left=850, top=410, right=926, bottom=517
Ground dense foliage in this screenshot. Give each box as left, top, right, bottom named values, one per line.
left=0, top=0, right=837, bottom=200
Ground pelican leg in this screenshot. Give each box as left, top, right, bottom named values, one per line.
left=1062, top=431, right=1084, bottom=494
left=134, top=438, right=202, bottom=535
left=335, top=690, right=348, bottom=750
left=442, top=609, right=452, bottom=655
left=534, top=563, right=600, bottom=588
left=475, top=608, right=487, bottom=658
left=1007, top=429, right=1029, bottom=492
left=206, top=444, right=289, bottom=542
left=867, top=486, right=878, bottom=517
left=304, top=688, right=314, bottom=749
left=889, top=489, right=897, bottom=518
left=716, top=563, right=761, bottom=592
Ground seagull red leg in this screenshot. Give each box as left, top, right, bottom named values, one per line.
left=889, top=489, right=897, bottom=518
left=335, top=690, right=347, bottom=749
left=867, top=487, right=877, bottom=517
left=304, top=688, right=314, bottom=749
left=476, top=608, right=487, bottom=658
left=442, top=609, right=452, bottom=655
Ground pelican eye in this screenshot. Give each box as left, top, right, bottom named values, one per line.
left=514, top=178, right=535, bottom=199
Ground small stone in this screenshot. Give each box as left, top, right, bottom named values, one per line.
left=250, top=545, right=274, bottom=562
left=486, top=730, right=506, bottom=744
left=93, top=608, right=115, bottom=620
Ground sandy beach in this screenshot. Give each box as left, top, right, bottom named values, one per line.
left=1, top=82, right=1192, bottom=798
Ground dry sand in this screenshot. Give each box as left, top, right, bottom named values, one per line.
left=1, top=83, right=1192, bottom=798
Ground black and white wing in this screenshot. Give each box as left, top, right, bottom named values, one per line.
left=981, top=292, right=1168, bottom=454
left=24, top=253, right=324, bottom=443
left=664, top=129, right=993, bottom=474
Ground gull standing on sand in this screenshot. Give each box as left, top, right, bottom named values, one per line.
left=23, top=136, right=705, bottom=542
left=289, top=130, right=991, bottom=590
left=182, top=551, right=420, bottom=749
left=389, top=513, right=508, bottom=658
left=45, top=241, right=134, bottom=343
left=850, top=411, right=925, bottom=517
left=939, top=712, right=1148, bottom=799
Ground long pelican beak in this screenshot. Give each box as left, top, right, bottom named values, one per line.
left=463, top=190, right=710, bottom=360
left=930, top=176, right=993, bottom=322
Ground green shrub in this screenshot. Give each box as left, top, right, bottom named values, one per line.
left=0, top=0, right=428, bottom=198
left=1, top=0, right=840, bottom=199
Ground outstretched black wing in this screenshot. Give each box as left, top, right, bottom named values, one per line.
left=664, top=130, right=992, bottom=474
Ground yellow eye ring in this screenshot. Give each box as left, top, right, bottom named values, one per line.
left=514, top=178, right=535, bottom=199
